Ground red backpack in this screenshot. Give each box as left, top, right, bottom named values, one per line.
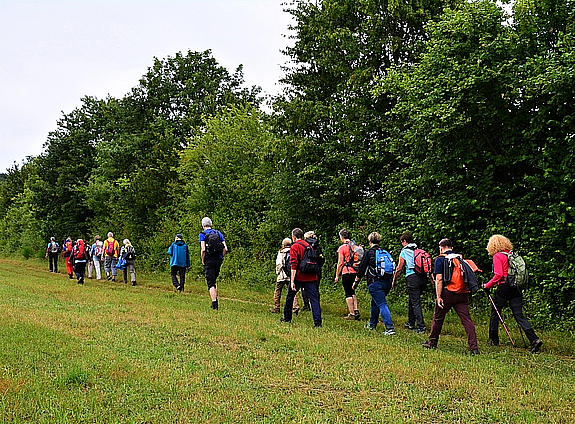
left=413, top=248, right=432, bottom=276
left=106, top=239, right=116, bottom=256
left=74, top=240, right=87, bottom=260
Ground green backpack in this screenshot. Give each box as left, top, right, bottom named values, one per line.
left=505, top=252, right=528, bottom=288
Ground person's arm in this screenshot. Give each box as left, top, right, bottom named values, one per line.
left=392, top=256, right=406, bottom=289
left=185, top=245, right=190, bottom=268
left=435, top=274, right=444, bottom=308
left=334, top=249, right=344, bottom=282
left=222, top=241, right=228, bottom=257
left=484, top=254, right=505, bottom=289
left=200, top=241, right=206, bottom=265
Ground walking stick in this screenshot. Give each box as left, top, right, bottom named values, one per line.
left=515, top=318, right=528, bottom=348
left=487, top=292, right=515, bottom=347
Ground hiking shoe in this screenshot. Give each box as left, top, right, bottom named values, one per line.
left=132, top=281, right=137, bottom=286
left=413, top=327, right=426, bottom=334
left=211, top=300, right=219, bottom=310
left=364, top=324, right=376, bottom=330
left=487, top=339, right=499, bottom=347
left=404, top=322, right=415, bottom=330
left=107, top=276, right=112, bottom=281
left=421, top=341, right=436, bottom=349
left=530, top=339, right=543, bottom=353
left=314, top=323, right=322, bottom=328
left=280, top=318, right=291, bottom=323
left=344, top=313, right=357, bottom=320
left=293, top=308, right=300, bottom=316
left=112, top=277, right=116, bottom=282
left=269, top=308, right=280, bottom=313
left=470, top=349, right=480, bottom=355
left=382, top=329, right=396, bottom=336
left=354, top=310, right=360, bottom=321
left=301, top=305, right=311, bottom=312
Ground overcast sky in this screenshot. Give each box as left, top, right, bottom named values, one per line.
left=0, top=0, right=294, bottom=172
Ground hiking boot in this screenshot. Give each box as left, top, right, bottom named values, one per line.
left=344, top=313, right=357, bottom=320
left=354, top=310, right=360, bottom=321
left=107, top=276, right=111, bottom=281
left=530, top=339, right=543, bottom=353
left=269, top=308, right=280, bottom=313
left=301, top=305, right=311, bottom=312
left=112, top=277, right=116, bottom=282
left=314, top=322, right=322, bottom=328
left=364, top=324, right=376, bottom=330
left=487, top=339, right=499, bottom=347
left=293, top=308, right=300, bottom=316
left=404, top=322, right=415, bottom=330
left=421, top=341, right=436, bottom=349
left=131, top=281, right=137, bottom=286
left=280, top=318, right=291, bottom=323
left=382, top=329, right=396, bottom=336
left=470, top=349, right=480, bottom=355
left=413, top=327, right=426, bottom=334
left=211, top=300, right=219, bottom=310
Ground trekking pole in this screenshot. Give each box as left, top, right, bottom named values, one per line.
left=486, top=292, right=515, bottom=347
left=515, top=318, right=528, bottom=348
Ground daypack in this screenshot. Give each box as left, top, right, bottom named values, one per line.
left=306, top=237, right=325, bottom=269
left=374, top=249, right=395, bottom=277
left=124, top=245, right=136, bottom=260
left=203, top=230, right=224, bottom=256
left=49, top=241, right=60, bottom=254
left=94, top=241, right=104, bottom=257
left=297, top=241, right=320, bottom=275
left=345, top=241, right=364, bottom=270
left=282, top=250, right=291, bottom=279
left=505, top=252, right=528, bottom=288
left=106, top=239, right=116, bottom=257
left=442, top=253, right=479, bottom=294
left=413, top=248, right=432, bottom=276
left=73, top=240, right=87, bottom=260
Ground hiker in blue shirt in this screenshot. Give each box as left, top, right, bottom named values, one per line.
left=199, top=217, right=227, bottom=310
left=168, top=233, right=190, bottom=292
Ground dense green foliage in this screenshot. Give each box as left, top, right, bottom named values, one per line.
left=0, top=1, right=573, bottom=327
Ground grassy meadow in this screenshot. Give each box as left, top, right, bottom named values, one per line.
left=1, top=257, right=574, bottom=423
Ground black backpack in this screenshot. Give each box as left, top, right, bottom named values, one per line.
left=282, top=250, right=291, bottom=278
left=297, top=241, right=320, bottom=275
left=203, top=230, right=224, bottom=256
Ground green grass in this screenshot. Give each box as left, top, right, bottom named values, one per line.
left=1, top=258, right=574, bottom=423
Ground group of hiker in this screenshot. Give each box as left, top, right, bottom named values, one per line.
left=45, top=219, right=542, bottom=354
left=45, top=232, right=137, bottom=285
left=272, top=229, right=542, bottom=355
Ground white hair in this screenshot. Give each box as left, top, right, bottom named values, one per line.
left=108, top=232, right=113, bottom=237
left=202, top=217, right=212, bottom=227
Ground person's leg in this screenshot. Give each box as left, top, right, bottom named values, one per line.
left=87, top=260, right=93, bottom=279
left=94, top=259, right=101, bottom=279
left=283, top=283, right=298, bottom=322
left=104, top=257, right=111, bottom=279
left=272, top=280, right=284, bottom=312
left=488, top=289, right=507, bottom=344
left=53, top=254, right=58, bottom=273
left=301, top=287, right=311, bottom=310
left=452, top=294, right=479, bottom=351
left=342, top=274, right=356, bottom=316
left=76, top=262, right=86, bottom=284
left=304, top=280, right=322, bottom=326
left=369, top=280, right=393, bottom=330
left=368, top=297, right=379, bottom=329
left=205, top=258, right=220, bottom=308
left=508, top=292, right=538, bottom=343
left=426, top=290, right=451, bottom=347
left=123, top=267, right=128, bottom=284
left=171, top=266, right=180, bottom=289
left=129, top=262, right=136, bottom=284
left=111, top=257, right=118, bottom=279
left=179, top=267, right=186, bottom=291
left=49, top=254, right=54, bottom=272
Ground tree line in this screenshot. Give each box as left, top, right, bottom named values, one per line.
left=1, top=0, right=573, bottom=327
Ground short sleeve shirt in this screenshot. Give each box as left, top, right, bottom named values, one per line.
left=337, top=243, right=357, bottom=275
left=399, top=243, right=417, bottom=277
left=199, top=228, right=225, bottom=259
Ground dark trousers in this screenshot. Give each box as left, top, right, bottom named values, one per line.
left=489, top=283, right=538, bottom=343
left=171, top=266, right=186, bottom=290
left=74, top=261, right=87, bottom=283
left=48, top=253, right=59, bottom=273
left=406, top=273, right=427, bottom=329
left=284, top=279, right=322, bottom=326
left=204, top=256, right=222, bottom=289
left=429, top=289, right=478, bottom=351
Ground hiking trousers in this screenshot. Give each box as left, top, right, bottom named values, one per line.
left=273, top=278, right=299, bottom=311
left=48, top=252, right=59, bottom=273
left=489, top=283, right=538, bottom=344
left=406, top=273, right=427, bottom=330
left=284, top=279, right=321, bottom=326
left=428, top=289, right=478, bottom=351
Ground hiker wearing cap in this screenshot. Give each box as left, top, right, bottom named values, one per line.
left=199, top=217, right=227, bottom=310
left=484, top=235, right=542, bottom=353
left=168, top=234, right=190, bottom=292
left=422, top=238, right=479, bottom=354
left=120, top=239, right=137, bottom=286
left=45, top=237, right=61, bottom=273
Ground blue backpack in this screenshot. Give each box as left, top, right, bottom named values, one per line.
left=374, top=249, right=395, bottom=277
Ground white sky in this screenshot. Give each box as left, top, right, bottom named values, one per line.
left=0, top=0, right=294, bottom=172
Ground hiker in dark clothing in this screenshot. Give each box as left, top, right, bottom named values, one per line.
left=45, top=237, right=60, bottom=273
left=168, top=234, right=190, bottom=292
